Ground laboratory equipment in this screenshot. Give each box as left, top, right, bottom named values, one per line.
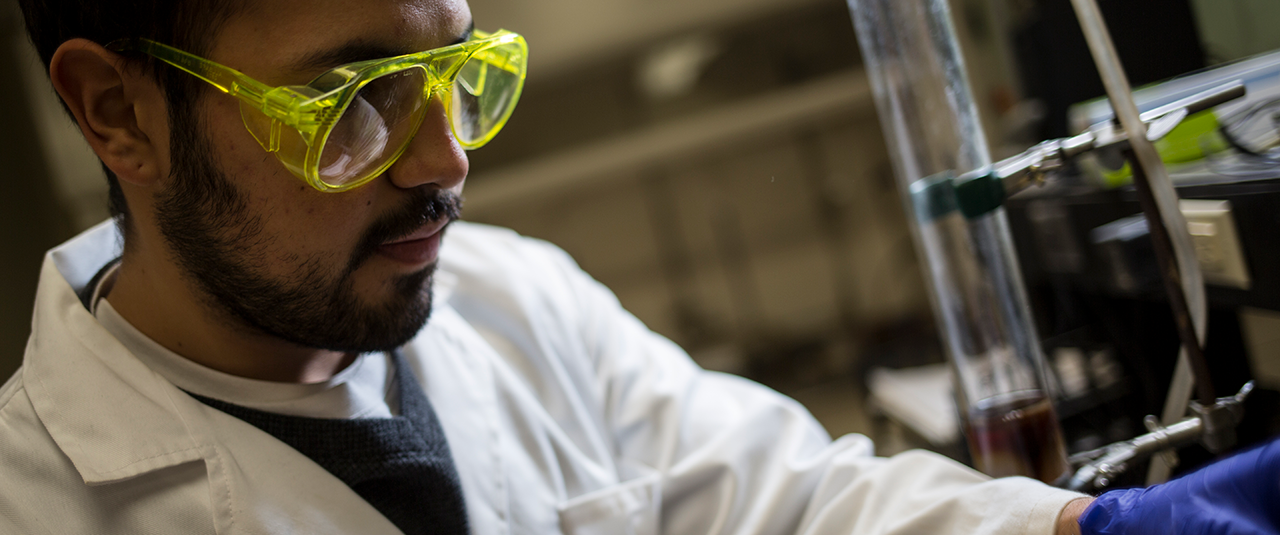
left=849, top=0, right=1069, bottom=483
left=1066, top=382, right=1253, bottom=492
left=849, top=0, right=1263, bottom=489
left=1008, top=0, right=1256, bottom=488
left=1072, top=49, right=1280, bottom=186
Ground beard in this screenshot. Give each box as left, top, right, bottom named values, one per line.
left=154, top=109, right=462, bottom=353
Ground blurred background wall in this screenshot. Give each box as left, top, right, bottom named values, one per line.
left=1, top=0, right=80, bottom=383
left=4, top=0, right=1280, bottom=446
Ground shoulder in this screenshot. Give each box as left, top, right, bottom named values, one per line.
left=434, top=222, right=621, bottom=369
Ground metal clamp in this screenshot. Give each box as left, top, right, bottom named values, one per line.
left=1192, top=380, right=1254, bottom=454
left=1064, top=381, right=1253, bottom=492
left=995, top=82, right=1247, bottom=198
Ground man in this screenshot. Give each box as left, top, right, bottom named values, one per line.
left=2, top=0, right=1276, bottom=533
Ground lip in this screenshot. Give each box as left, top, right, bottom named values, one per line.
left=376, top=220, right=450, bottom=266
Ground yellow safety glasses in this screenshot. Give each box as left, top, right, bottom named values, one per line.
left=108, top=30, right=527, bottom=192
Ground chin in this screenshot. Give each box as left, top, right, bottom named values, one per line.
left=267, top=266, right=437, bottom=354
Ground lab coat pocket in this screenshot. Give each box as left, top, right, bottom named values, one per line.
left=557, top=463, right=662, bottom=535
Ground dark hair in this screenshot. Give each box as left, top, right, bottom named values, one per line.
left=17, top=0, right=244, bottom=239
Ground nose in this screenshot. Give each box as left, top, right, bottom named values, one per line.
left=385, top=94, right=468, bottom=191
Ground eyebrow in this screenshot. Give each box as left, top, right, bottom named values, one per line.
left=288, top=21, right=476, bottom=75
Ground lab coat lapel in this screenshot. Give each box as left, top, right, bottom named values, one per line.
left=23, top=223, right=205, bottom=485
left=177, top=396, right=405, bottom=535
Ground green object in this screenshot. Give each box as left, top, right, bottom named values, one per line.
left=108, top=30, right=528, bottom=193
left=1100, top=111, right=1230, bottom=187
left=954, top=170, right=1005, bottom=218
left=910, top=172, right=960, bottom=223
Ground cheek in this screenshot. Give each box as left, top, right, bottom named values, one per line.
left=206, top=107, right=289, bottom=190
left=203, top=102, right=378, bottom=270
left=247, top=190, right=377, bottom=274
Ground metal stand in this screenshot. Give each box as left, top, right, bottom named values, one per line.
left=987, top=81, right=1257, bottom=491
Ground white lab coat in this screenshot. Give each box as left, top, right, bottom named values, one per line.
left=0, top=220, right=1081, bottom=534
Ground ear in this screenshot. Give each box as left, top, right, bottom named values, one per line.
left=49, top=38, right=167, bottom=187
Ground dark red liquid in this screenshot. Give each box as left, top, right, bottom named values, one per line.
left=965, top=391, right=1069, bottom=484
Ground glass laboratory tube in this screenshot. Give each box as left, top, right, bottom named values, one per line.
left=849, top=0, right=1069, bottom=483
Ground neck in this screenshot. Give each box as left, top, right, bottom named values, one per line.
left=105, top=248, right=356, bottom=384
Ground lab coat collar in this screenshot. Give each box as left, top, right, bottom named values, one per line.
left=22, top=220, right=461, bottom=487
left=23, top=221, right=207, bottom=485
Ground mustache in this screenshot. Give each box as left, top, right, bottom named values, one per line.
left=347, top=189, right=464, bottom=274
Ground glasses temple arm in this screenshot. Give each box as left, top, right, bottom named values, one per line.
left=107, top=39, right=276, bottom=111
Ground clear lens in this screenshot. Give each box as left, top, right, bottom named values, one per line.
left=450, top=42, right=524, bottom=146
left=318, top=68, right=429, bottom=187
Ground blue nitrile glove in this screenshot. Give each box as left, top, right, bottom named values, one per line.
left=1079, top=437, right=1280, bottom=535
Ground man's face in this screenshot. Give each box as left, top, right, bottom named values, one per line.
left=154, top=0, right=473, bottom=352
